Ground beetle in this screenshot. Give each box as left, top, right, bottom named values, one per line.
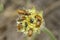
left=17, top=24, right=22, bottom=30
left=17, top=9, right=31, bottom=15
left=35, top=15, right=42, bottom=27
left=28, top=28, right=33, bottom=37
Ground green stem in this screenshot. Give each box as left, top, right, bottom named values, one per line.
left=42, top=27, right=57, bottom=40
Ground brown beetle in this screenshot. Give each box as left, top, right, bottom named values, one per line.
left=21, top=16, right=26, bottom=20
left=28, top=28, right=33, bottom=37
left=18, top=16, right=26, bottom=21
left=17, top=24, right=22, bottom=30
left=17, top=9, right=31, bottom=15
left=36, top=21, right=41, bottom=27
left=35, top=15, right=42, bottom=27
left=35, top=15, right=42, bottom=21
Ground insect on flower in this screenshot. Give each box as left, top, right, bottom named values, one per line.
left=17, top=23, right=22, bottom=30
left=17, top=9, right=31, bottom=15
left=35, top=15, right=42, bottom=28
left=28, top=28, right=33, bottom=37
left=16, top=7, right=44, bottom=37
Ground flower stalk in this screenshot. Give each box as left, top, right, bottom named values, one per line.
left=42, top=27, right=57, bottom=40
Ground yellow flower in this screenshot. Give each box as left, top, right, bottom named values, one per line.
left=17, top=7, right=44, bottom=37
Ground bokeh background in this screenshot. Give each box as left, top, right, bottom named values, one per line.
left=0, top=0, right=60, bottom=40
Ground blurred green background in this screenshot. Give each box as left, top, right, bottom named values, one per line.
left=0, top=0, right=60, bottom=40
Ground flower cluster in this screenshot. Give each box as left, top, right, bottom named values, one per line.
left=16, top=7, right=44, bottom=37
